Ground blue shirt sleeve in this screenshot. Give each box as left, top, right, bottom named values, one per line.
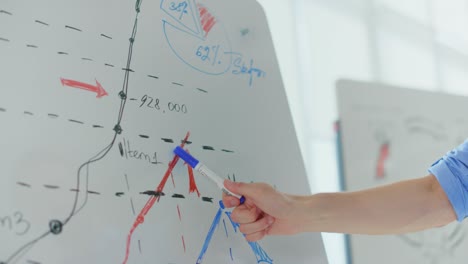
left=428, top=140, right=468, bottom=222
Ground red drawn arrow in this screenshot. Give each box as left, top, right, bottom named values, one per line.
left=60, top=78, right=108, bottom=98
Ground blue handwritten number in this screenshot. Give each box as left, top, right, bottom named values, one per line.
left=169, top=1, right=188, bottom=20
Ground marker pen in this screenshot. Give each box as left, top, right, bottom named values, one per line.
left=173, top=146, right=245, bottom=204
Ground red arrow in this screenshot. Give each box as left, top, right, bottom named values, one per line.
left=60, top=78, right=108, bottom=98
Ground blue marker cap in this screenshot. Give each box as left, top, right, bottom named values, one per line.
left=174, top=146, right=199, bottom=168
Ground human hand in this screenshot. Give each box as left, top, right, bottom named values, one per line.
left=222, top=180, right=304, bottom=241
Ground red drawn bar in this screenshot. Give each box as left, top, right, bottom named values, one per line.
left=376, top=142, right=390, bottom=179
left=123, top=132, right=190, bottom=264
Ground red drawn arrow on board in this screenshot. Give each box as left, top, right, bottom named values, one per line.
left=60, top=78, right=108, bottom=98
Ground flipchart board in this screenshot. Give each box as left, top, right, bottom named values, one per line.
left=337, top=79, right=468, bottom=264
left=0, top=0, right=328, bottom=263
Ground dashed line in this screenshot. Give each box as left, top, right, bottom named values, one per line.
left=172, top=194, right=185, bottom=199
left=139, top=134, right=149, bottom=139
left=26, top=260, right=41, bottom=264
left=161, top=138, right=174, bottom=143
left=201, top=197, right=213, bottom=203
left=104, top=63, right=115, bottom=67
left=23, top=111, right=34, bottom=116
left=26, top=44, right=38, bottom=48
left=129, top=98, right=137, bottom=101
left=43, top=185, right=59, bottom=189
left=70, top=188, right=79, bottom=192
left=181, top=140, right=192, bottom=145
left=65, top=25, right=82, bottom=32
left=122, top=68, right=134, bottom=72
left=17, top=182, right=31, bottom=188
left=100, top=33, right=112, bottom=39
left=140, top=190, right=165, bottom=197
left=68, top=119, right=84, bottom=124
left=130, top=199, right=136, bottom=215
left=172, top=82, right=183, bottom=86
left=221, top=149, right=234, bottom=153
left=147, top=75, right=159, bottom=79
left=47, top=113, right=59, bottom=118
left=196, top=88, right=208, bottom=93
left=87, top=190, right=101, bottom=195
left=34, top=20, right=49, bottom=26
left=81, top=57, right=93, bottom=61
left=0, top=37, right=10, bottom=42
left=92, top=125, right=104, bottom=128
left=202, top=146, right=215, bottom=151
left=138, top=240, right=142, bottom=254
left=0, top=10, right=12, bottom=15
left=57, top=51, right=69, bottom=55
left=115, top=192, right=125, bottom=197
left=0, top=107, right=6, bottom=112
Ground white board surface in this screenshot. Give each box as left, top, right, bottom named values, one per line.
left=337, top=79, right=468, bottom=264
left=0, top=0, right=328, bottom=263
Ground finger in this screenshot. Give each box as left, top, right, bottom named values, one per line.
left=244, top=230, right=267, bottom=242
left=239, top=215, right=274, bottom=235
left=231, top=203, right=261, bottom=224
left=222, top=195, right=240, bottom=208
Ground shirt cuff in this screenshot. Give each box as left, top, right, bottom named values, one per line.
left=429, top=159, right=466, bottom=222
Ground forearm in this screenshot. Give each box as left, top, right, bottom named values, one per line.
left=295, top=175, right=456, bottom=235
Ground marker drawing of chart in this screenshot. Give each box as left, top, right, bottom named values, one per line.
left=161, top=0, right=232, bottom=75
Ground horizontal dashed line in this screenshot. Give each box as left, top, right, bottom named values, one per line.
left=26, top=44, right=38, bottom=48
left=202, top=146, right=215, bottom=151
left=122, top=68, right=134, bottom=72
left=221, top=149, right=234, bottom=153
left=24, top=111, right=33, bottom=115
left=129, top=98, right=137, bottom=101
left=148, top=75, right=159, bottom=79
left=0, top=37, right=10, bottom=42
left=68, top=119, right=84, bottom=124
left=104, top=63, right=115, bottom=67
left=202, top=197, right=213, bottom=203
left=44, top=184, right=59, bottom=189
left=26, top=259, right=41, bottom=264
left=57, top=51, right=69, bottom=55
left=92, top=125, right=104, bottom=128
left=17, top=182, right=31, bottom=188
left=0, top=108, right=6, bottom=112
left=196, top=88, right=208, bottom=93
left=172, top=82, right=183, bottom=86
left=81, top=57, right=93, bottom=61
left=100, top=33, right=112, bottom=39
left=87, top=190, right=100, bottom=195
left=115, top=192, right=125, bottom=197
left=161, top=138, right=174, bottom=143
left=141, top=191, right=164, bottom=197
left=172, top=194, right=185, bottom=199
left=48, top=113, right=59, bottom=118
left=139, top=134, right=149, bottom=139
left=35, top=20, right=49, bottom=26
left=65, top=25, right=82, bottom=32
left=0, top=10, right=12, bottom=15
left=181, top=140, right=192, bottom=145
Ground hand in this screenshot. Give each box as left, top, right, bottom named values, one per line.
left=222, top=180, right=304, bottom=241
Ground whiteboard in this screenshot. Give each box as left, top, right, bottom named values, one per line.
left=337, top=79, right=468, bottom=264
left=0, top=0, right=328, bottom=263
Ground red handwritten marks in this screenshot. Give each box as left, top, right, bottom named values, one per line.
left=60, top=78, right=108, bottom=98
left=182, top=236, right=186, bottom=253
left=187, top=164, right=201, bottom=197
left=198, top=4, right=216, bottom=37
left=177, top=204, right=182, bottom=221
left=376, top=142, right=390, bottom=179
left=123, top=132, right=190, bottom=264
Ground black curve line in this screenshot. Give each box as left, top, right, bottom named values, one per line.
left=5, top=1, right=143, bottom=262
left=65, top=25, right=82, bottom=32
left=100, top=33, right=112, bottom=39
left=0, top=10, right=12, bottom=15
left=34, top=20, right=49, bottom=26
